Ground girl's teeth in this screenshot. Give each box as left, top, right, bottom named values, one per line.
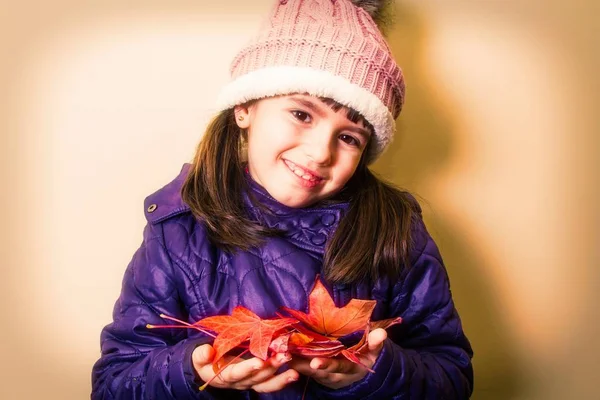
left=295, top=168, right=316, bottom=181
left=286, top=160, right=320, bottom=181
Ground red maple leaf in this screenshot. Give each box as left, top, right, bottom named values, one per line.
left=148, top=276, right=403, bottom=393
left=268, top=331, right=346, bottom=357
left=281, top=278, right=377, bottom=337
left=195, top=306, right=297, bottom=364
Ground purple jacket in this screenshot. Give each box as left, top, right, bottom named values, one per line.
left=92, top=164, right=473, bottom=399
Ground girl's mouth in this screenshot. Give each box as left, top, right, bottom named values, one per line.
left=283, top=159, right=324, bottom=183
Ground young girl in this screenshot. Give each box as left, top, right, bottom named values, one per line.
left=92, top=0, right=473, bottom=398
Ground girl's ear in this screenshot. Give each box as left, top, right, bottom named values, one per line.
left=234, top=105, right=250, bottom=129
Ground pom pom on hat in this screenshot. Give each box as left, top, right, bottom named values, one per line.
left=349, top=0, right=393, bottom=30
left=216, top=0, right=405, bottom=163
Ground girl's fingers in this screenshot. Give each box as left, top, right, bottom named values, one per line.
left=251, top=368, right=299, bottom=393
left=364, top=328, right=387, bottom=369
left=367, top=328, right=387, bottom=354
left=288, top=357, right=313, bottom=376
left=194, top=348, right=296, bottom=390
left=289, top=356, right=368, bottom=389
left=289, top=357, right=348, bottom=378
left=238, top=352, right=292, bottom=385
left=222, top=356, right=265, bottom=383
left=310, top=357, right=356, bottom=374
left=192, top=344, right=215, bottom=369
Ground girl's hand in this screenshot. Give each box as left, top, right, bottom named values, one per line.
left=288, top=328, right=387, bottom=390
left=192, top=344, right=299, bottom=393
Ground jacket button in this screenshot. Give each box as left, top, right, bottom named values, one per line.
left=147, top=204, right=157, bottom=213
left=311, top=233, right=327, bottom=246
left=321, top=214, right=336, bottom=226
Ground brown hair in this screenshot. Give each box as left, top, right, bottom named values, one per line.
left=181, top=101, right=417, bottom=284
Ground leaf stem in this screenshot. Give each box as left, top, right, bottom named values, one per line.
left=302, top=376, right=310, bottom=400
left=146, top=314, right=216, bottom=338
left=199, top=348, right=250, bottom=391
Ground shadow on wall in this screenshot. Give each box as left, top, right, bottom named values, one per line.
left=372, top=4, right=527, bottom=399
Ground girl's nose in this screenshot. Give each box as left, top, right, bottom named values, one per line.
left=304, top=131, right=333, bottom=166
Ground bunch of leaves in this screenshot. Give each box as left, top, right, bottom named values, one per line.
left=147, top=276, right=401, bottom=391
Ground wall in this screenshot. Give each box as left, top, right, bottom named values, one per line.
left=1, top=1, right=598, bottom=398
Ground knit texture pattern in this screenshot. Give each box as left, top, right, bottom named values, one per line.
left=217, top=0, right=405, bottom=162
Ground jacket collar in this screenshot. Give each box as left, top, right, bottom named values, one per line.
left=243, top=170, right=348, bottom=255
left=144, top=163, right=348, bottom=255
left=143, top=164, right=191, bottom=224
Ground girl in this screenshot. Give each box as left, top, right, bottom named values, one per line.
left=92, top=0, right=473, bottom=399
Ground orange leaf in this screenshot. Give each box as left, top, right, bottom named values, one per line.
left=289, top=338, right=345, bottom=358
left=281, top=277, right=376, bottom=337
left=370, top=317, right=402, bottom=331
left=196, top=306, right=296, bottom=363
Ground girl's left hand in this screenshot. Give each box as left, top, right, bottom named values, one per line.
left=288, top=328, right=387, bottom=389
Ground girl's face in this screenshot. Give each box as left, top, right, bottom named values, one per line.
left=235, top=94, right=371, bottom=208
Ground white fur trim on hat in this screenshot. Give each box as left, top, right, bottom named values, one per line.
left=215, top=66, right=395, bottom=160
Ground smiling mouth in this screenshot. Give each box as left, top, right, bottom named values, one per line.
left=283, top=159, right=323, bottom=182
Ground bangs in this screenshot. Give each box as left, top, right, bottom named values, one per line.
left=320, top=97, right=374, bottom=135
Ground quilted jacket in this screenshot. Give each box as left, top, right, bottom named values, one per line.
left=91, top=164, right=473, bottom=399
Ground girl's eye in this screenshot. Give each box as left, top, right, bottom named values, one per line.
left=291, top=110, right=311, bottom=123
left=339, top=134, right=361, bottom=147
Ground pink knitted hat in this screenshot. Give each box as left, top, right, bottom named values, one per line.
left=216, top=0, right=405, bottom=163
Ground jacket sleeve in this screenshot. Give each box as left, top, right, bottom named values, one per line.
left=91, top=222, right=217, bottom=400
left=311, top=215, right=474, bottom=400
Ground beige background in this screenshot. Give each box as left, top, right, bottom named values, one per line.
left=1, top=0, right=598, bottom=399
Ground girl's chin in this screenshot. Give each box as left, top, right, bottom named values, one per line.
left=274, top=194, right=316, bottom=208
left=269, top=189, right=320, bottom=208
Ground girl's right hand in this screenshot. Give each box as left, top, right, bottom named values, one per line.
left=192, top=344, right=299, bottom=393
